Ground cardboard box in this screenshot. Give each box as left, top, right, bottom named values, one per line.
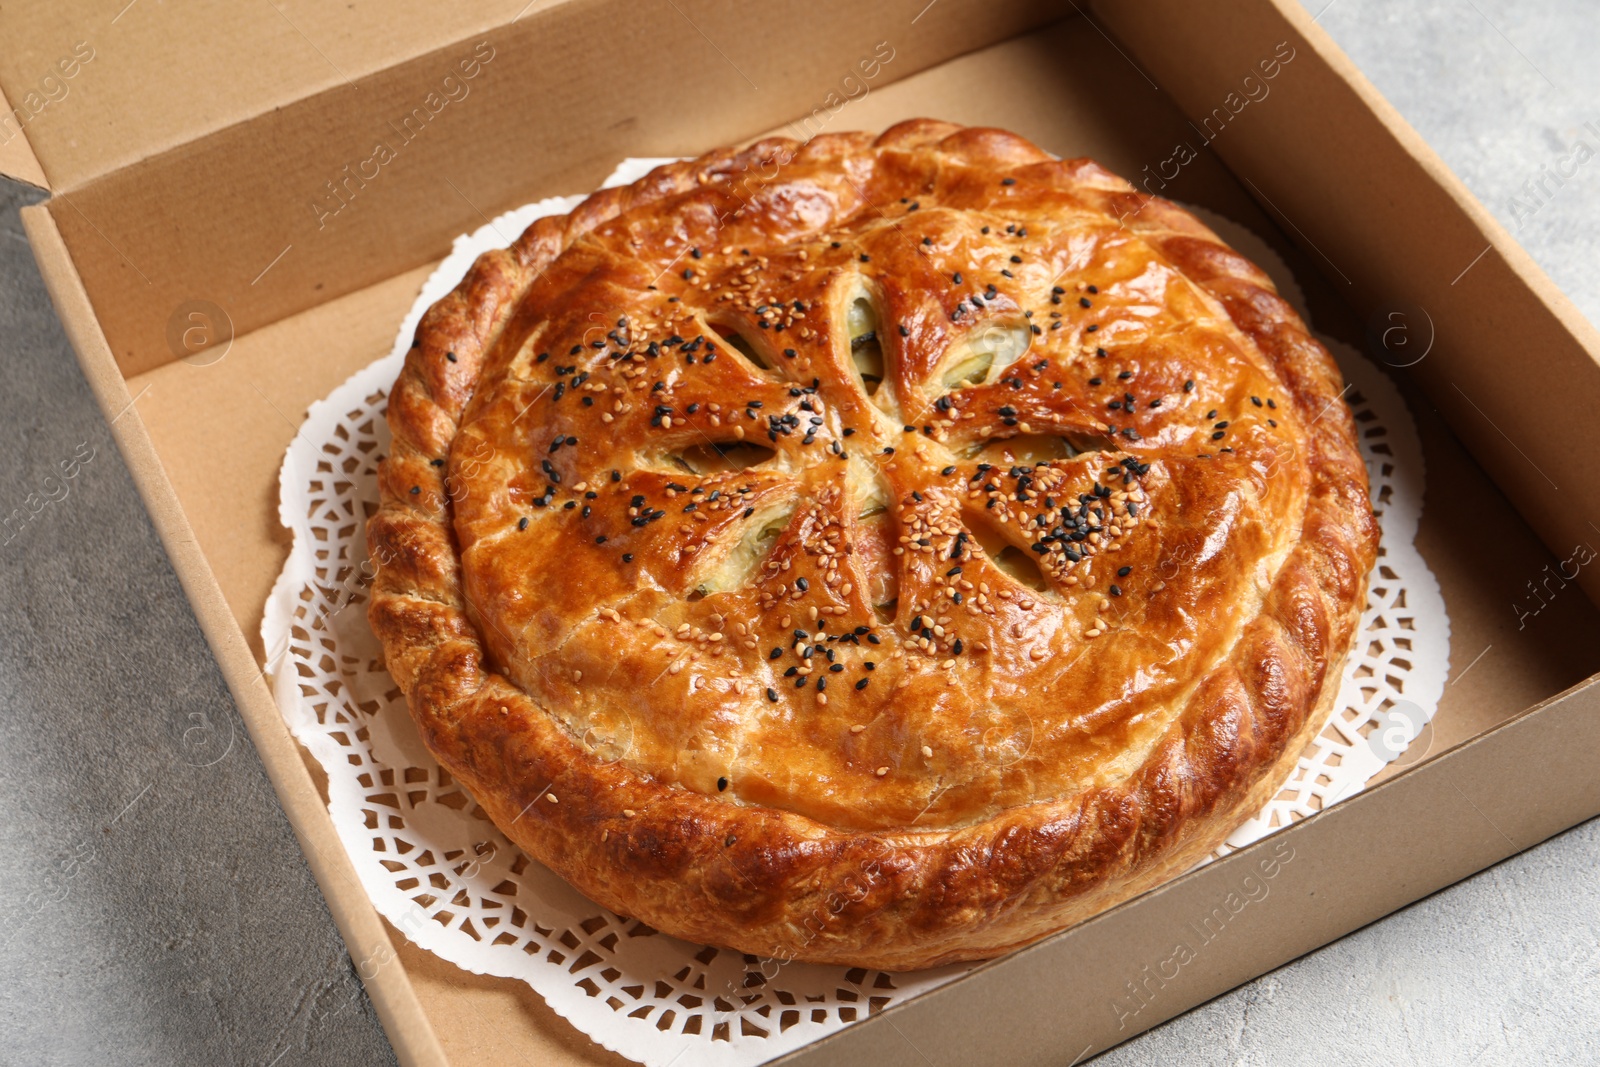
left=6, top=1, right=1600, bottom=1062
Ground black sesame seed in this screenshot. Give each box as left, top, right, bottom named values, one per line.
left=517, top=517, right=529, bottom=530
left=622, top=553, right=633, bottom=563
left=855, top=678, right=869, bottom=690
left=1118, top=566, right=1131, bottom=577
left=1110, top=584, right=1123, bottom=597
left=717, top=776, right=727, bottom=790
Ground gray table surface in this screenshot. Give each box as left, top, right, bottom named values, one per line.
left=2, top=2, right=1596, bottom=1065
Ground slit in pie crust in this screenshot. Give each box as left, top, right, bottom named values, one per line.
left=367, top=120, right=1379, bottom=970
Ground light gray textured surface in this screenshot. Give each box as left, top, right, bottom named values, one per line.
left=0, top=177, right=398, bottom=1065
left=0, top=2, right=1595, bottom=1065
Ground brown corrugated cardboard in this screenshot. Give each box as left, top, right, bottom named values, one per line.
left=0, top=83, right=46, bottom=189
left=10, top=1, right=1600, bottom=1063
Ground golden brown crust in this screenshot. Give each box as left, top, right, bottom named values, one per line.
left=367, top=120, right=1378, bottom=970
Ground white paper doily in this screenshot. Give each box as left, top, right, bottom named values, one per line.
left=262, top=163, right=1449, bottom=1067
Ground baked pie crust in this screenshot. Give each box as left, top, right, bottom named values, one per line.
left=368, top=120, right=1379, bottom=970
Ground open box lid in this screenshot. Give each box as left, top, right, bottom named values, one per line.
left=0, top=0, right=566, bottom=192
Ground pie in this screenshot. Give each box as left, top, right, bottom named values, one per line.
left=367, top=119, right=1379, bottom=970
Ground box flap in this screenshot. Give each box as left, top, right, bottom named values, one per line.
left=0, top=80, right=48, bottom=190
left=0, top=0, right=554, bottom=193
